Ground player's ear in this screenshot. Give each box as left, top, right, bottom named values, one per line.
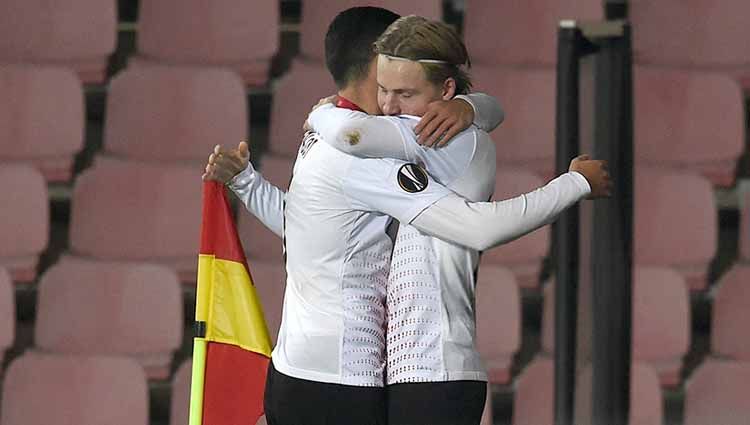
left=441, top=77, right=457, bottom=100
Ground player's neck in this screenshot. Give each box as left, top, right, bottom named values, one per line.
left=338, top=84, right=377, bottom=115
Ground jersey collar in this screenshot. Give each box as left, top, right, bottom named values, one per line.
left=336, top=96, right=365, bottom=112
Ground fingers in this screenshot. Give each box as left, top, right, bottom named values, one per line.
left=437, top=123, right=462, bottom=148
left=415, top=110, right=439, bottom=142
left=425, top=120, right=453, bottom=147
left=238, top=141, right=250, bottom=159
left=573, top=154, right=590, bottom=162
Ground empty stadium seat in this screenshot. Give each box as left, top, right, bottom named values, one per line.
left=298, top=0, right=442, bottom=62
left=104, top=64, right=247, bottom=163
left=542, top=267, right=690, bottom=387
left=237, top=154, right=294, bottom=261
left=634, top=68, right=744, bottom=187
left=513, top=357, right=662, bottom=425
left=136, top=0, right=278, bottom=86
left=712, top=265, right=750, bottom=360
left=0, top=165, right=49, bottom=282
left=685, top=359, right=750, bottom=425
left=633, top=168, right=716, bottom=291
left=69, top=156, right=202, bottom=281
left=472, top=66, right=557, bottom=181
left=0, top=0, right=116, bottom=84
left=171, top=358, right=269, bottom=425
left=476, top=265, right=521, bottom=384
left=464, top=0, right=602, bottom=66
left=481, top=168, right=550, bottom=288
left=0, top=65, right=84, bottom=182
left=0, top=268, right=14, bottom=365
left=34, top=257, right=183, bottom=379
left=248, top=260, right=287, bottom=344
left=0, top=353, right=148, bottom=425
left=268, top=59, right=338, bottom=157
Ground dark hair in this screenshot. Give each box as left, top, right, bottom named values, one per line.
left=374, top=15, right=472, bottom=94
left=324, top=7, right=400, bottom=88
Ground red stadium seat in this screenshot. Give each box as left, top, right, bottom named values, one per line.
left=0, top=0, right=116, bottom=83
left=69, top=156, right=202, bottom=282
left=472, top=66, right=557, bottom=181
left=268, top=59, right=338, bottom=157
left=633, top=168, right=716, bottom=291
left=464, top=0, right=602, bottom=66
left=237, top=154, right=293, bottom=262
left=0, top=65, right=84, bottom=182
left=481, top=168, right=550, bottom=288
left=34, top=257, right=183, bottom=379
left=0, top=353, right=148, bottom=425
left=298, top=0, right=442, bottom=62
left=542, top=267, right=690, bottom=387
left=712, top=265, right=750, bottom=360
left=0, top=268, right=14, bottom=366
left=0, top=165, right=49, bottom=282
left=634, top=68, right=744, bottom=187
left=104, top=64, right=247, bottom=163
left=685, top=359, right=750, bottom=425
left=136, top=0, right=278, bottom=86
left=476, top=265, right=521, bottom=384
left=248, top=260, right=286, bottom=344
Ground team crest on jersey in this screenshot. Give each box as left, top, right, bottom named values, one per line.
left=397, top=163, right=429, bottom=193
left=298, top=131, right=320, bottom=158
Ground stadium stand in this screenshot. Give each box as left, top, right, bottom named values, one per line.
left=0, top=353, right=149, bottom=425
left=476, top=265, right=521, bottom=384
left=33, top=257, right=183, bottom=379
left=684, top=359, right=750, bottom=425
left=0, top=65, right=85, bottom=182
left=69, top=156, right=202, bottom=282
left=711, top=265, right=750, bottom=361
left=634, top=67, right=745, bottom=187
left=135, top=0, right=279, bottom=86
left=104, top=64, right=248, bottom=163
left=0, top=267, right=14, bottom=368
left=0, top=0, right=116, bottom=84
left=542, top=267, right=690, bottom=387
left=0, top=164, right=49, bottom=282
left=481, top=168, right=550, bottom=288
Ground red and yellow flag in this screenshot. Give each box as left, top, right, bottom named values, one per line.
left=189, top=181, right=273, bottom=425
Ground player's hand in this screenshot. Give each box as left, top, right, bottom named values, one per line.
left=415, top=98, right=474, bottom=147
left=568, top=154, right=613, bottom=199
left=303, top=94, right=338, bottom=132
left=202, top=141, right=251, bottom=183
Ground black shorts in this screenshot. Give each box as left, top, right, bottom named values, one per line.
left=386, top=381, right=487, bottom=425
left=263, top=361, right=386, bottom=425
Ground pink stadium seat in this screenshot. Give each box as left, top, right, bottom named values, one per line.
left=542, top=267, right=690, bottom=387
left=0, top=0, right=116, bottom=84
left=69, top=156, right=202, bottom=282
left=712, top=265, right=750, bottom=360
left=633, top=168, right=716, bottom=291
left=34, top=257, right=183, bottom=379
left=248, top=260, right=287, bottom=344
left=514, top=357, right=662, bottom=425
left=105, top=64, right=247, bottom=163
left=237, top=154, right=293, bottom=262
left=0, top=353, right=148, bottom=425
left=472, top=66, right=557, bottom=181
left=0, top=268, right=14, bottom=365
left=299, top=0, right=442, bottom=62
left=685, top=359, right=750, bottom=425
left=476, top=265, right=521, bottom=384
left=481, top=168, right=550, bottom=288
left=268, top=59, right=338, bottom=157
left=171, top=359, right=268, bottom=425
left=0, top=65, right=84, bottom=182
left=0, top=165, right=49, bottom=282
left=480, top=382, right=493, bottom=425
left=136, top=0, right=278, bottom=86
left=634, top=68, right=744, bottom=187
left=464, top=0, right=602, bottom=66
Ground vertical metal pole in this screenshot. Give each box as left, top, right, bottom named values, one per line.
left=553, top=22, right=581, bottom=425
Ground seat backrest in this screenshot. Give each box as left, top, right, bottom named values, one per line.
left=513, top=356, right=554, bottom=425
left=712, top=266, right=750, bottom=359
left=685, top=359, right=750, bottom=425
left=0, top=268, right=14, bottom=356
left=0, top=165, right=49, bottom=259
left=476, top=265, right=520, bottom=359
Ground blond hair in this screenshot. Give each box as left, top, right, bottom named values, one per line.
left=373, top=15, right=472, bottom=94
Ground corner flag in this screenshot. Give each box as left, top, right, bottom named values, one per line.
left=189, top=181, right=273, bottom=425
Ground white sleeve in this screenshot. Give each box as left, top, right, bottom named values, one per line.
left=227, top=163, right=285, bottom=237
left=307, top=104, right=411, bottom=160
left=411, top=172, right=592, bottom=250
left=343, top=158, right=453, bottom=224
left=456, top=92, right=505, bottom=132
